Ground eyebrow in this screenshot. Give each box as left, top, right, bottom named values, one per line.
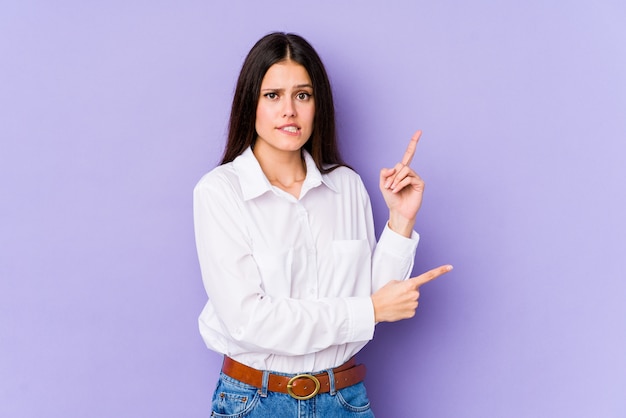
left=260, top=84, right=313, bottom=91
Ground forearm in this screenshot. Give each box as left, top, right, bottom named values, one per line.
left=209, top=295, right=375, bottom=356
left=371, top=224, right=419, bottom=292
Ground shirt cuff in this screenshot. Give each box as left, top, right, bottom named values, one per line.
left=345, top=296, right=375, bottom=342
left=379, top=223, right=420, bottom=258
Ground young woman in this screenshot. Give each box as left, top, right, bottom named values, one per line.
left=193, top=32, right=452, bottom=417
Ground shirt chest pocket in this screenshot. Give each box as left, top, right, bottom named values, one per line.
left=331, top=240, right=372, bottom=294
left=252, top=248, right=294, bottom=297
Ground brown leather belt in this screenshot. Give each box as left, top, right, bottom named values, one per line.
left=221, top=357, right=366, bottom=400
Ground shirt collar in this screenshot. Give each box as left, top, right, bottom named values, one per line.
left=233, top=147, right=338, bottom=201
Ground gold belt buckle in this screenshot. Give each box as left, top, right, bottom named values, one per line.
left=286, top=373, right=321, bottom=400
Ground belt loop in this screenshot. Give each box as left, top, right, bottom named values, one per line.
left=326, top=368, right=336, bottom=396
left=259, top=370, right=270, bottom=398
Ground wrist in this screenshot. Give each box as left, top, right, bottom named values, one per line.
left=371, top=295, right=383, bottom=323
left=388, top=213, right=415, bottom=238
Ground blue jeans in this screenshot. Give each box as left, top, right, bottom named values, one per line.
left=210, top=371, right=375, bottom=417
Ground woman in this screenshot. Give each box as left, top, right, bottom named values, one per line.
left=194, top=32, right=452, bottom=417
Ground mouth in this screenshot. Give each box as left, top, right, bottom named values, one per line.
left=278, top=125, right=300, bottom=134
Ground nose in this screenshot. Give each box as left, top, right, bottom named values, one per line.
left=283, top=98, right=296, bottom=117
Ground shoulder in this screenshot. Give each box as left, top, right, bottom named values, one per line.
left=194, top=163, right=241, bottom=198
left=323, top=165, right=370, bottom=197
left=324, top=164, right=363, bottom=183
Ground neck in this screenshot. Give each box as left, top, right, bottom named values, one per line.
left=253, top=143, right=307, bottom=197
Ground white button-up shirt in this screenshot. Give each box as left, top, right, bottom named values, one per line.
left=193, top=147, right=419, bottom=373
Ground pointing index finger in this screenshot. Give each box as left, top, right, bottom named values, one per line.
left=409, top=264, right=453, bottom=288
left=401, top=130, right=422, bottom=166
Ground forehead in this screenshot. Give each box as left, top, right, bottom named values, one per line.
left=261, top=60, right=312, bottom=86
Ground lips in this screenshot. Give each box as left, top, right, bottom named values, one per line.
left=278, top=124, right=300, bottom=134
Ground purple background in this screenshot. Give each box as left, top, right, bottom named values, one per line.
left=1, top=1, right=625, bottom=417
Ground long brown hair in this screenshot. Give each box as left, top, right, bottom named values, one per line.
left=221, top=32, right=346, bottom=173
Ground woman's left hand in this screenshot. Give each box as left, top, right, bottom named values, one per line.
left=379, top=130, right=425, bottom=237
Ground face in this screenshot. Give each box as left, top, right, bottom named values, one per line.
left=254, top=60, right=315, bottom=157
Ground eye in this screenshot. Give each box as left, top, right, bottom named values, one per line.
left=264, top=92, right=278, bottom=100
left=296, top=92, right=312, bottom=101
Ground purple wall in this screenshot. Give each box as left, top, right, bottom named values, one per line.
left=1, top=1, right=625, bottom=417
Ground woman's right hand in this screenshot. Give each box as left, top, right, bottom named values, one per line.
left=371, top=265, right=453, bottom=323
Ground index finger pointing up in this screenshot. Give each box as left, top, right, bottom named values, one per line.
left=401, top=130, right=422, bottom=166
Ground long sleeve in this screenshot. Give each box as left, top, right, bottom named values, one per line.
left=357, top=179, right=420, bottom=293
left=371, top=225, right=420, bottom=292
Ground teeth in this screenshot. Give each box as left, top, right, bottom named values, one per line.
left=282, top=126, right=298, bottom=133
